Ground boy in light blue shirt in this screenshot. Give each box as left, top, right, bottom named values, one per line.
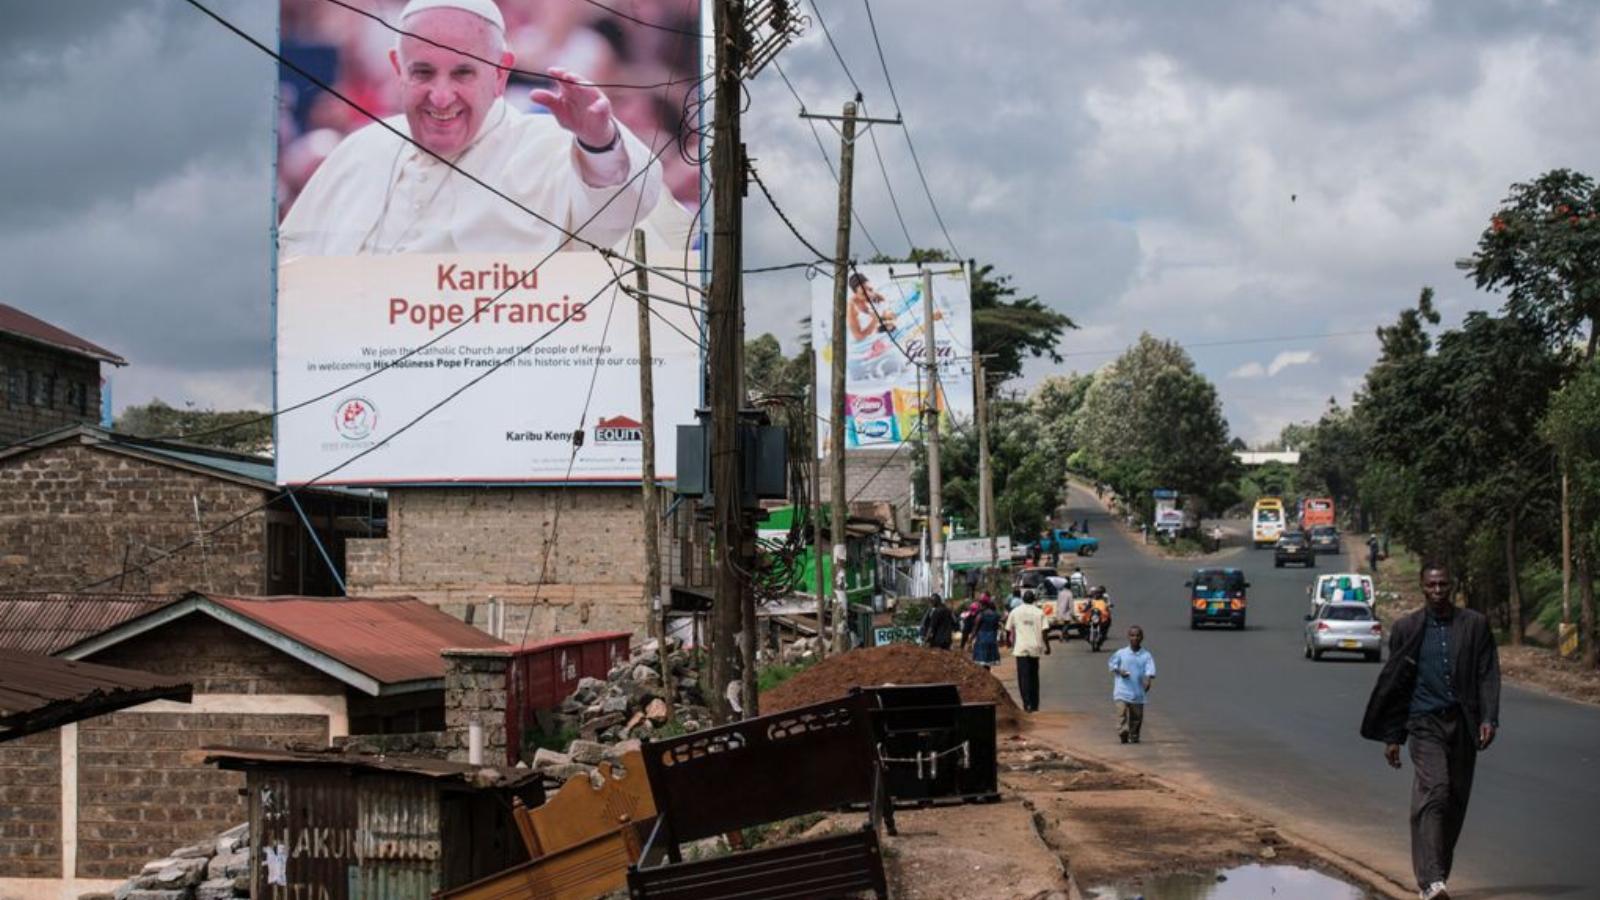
left=1107, top=625, right=1156, bottom=744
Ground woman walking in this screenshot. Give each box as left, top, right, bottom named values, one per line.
left=972, top=597, right=1003, bottom=668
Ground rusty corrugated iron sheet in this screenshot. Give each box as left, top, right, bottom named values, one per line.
left=0, top=649, right=190, bottom=742
left=205, top=746, right=540, bottom=789
left=0, top=592, right=175, bottom=654
left=251, top=766, right=359, bottom=899
left=0, top=302, right=126, bottom=364
left=206, top=594, right=508, bottom=686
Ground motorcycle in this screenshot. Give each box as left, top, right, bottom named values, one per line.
left=1084, top=599, right=1112, bottom=652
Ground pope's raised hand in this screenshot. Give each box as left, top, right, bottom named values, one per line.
left=531, top=67, right=618, bottom=150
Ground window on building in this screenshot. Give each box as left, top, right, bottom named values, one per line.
left=29, top=371, right=54, bottom=408
left=64, top=381, right=88, bottom=416
left=5, top=370, right=22, bottom=407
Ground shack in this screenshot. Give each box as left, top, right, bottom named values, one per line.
left=205, top=747, right=543, bottom=899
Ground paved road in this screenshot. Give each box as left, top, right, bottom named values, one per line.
left=1032, top=484, right=1600, bottom=899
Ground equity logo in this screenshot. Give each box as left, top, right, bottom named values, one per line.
left=594, top=415, right=643, bottom=444
left=334, top=397, right=378, bottom=440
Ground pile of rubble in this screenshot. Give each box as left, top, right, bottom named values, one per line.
left=82, top=823, right=248, bottom=900
left=530, top=637, right=714, bottom=781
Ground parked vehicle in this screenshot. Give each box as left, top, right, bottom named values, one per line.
left=1299, top=497, right=1336, bottom=530
left=1274, top=531, right=1317, bottom=568
left=1304, top=602, right=1383, bottom=661
left=1187, top=568, right=1248, bottom=630
left=1033, top=528, right=1099, bottom=559
left=1309, top=573, right=1376, bottom=608
left=1251, top=498, right=1286, bottom=548
left=1308, top=524, right=1341, bottom=555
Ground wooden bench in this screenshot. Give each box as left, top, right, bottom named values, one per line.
left=627, top=692, right=891, bottom=899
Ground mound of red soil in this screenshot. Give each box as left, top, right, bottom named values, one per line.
left=763, top=644, right=1023, bottom=729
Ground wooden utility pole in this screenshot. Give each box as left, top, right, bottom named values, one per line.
left=922, top=268, right=944, bottom=597
left=975, top=351, right=996, bottom=577
left=707, top=0, right=746, bottom=721
left=810, top=348, right=828, bottom=657
left=633, top=230, right=663, bottom=643
left=827, top=100, right=858, bottom=653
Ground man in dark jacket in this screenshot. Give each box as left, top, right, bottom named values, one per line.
left=919, top=593, right=957, bottom=650
left=1361, top=561, right=1500, bottom=900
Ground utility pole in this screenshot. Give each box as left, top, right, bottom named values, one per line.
left=810, top=348, right=828, bottom=657
left=827, top=100, right=857, bottom=654
left=922, top=267, right=944, bottom=597
left=707, top=0, right=746, bottom=722
left=975, top=351, right=997, bottom=577
left=633, top=230, right=663, bottom=645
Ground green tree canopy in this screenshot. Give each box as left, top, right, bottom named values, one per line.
left=116, top=400, right=272, bottom=454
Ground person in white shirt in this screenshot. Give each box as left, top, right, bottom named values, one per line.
left=1005, top=591, right=1051, bottom=713
left=280, top=0, right=663, bottom=258
left=1107, top=626, right=1156, bottom=744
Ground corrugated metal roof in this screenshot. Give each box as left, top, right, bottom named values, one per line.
left=0, top=303, right=126, bottom=365
left=207, top=595, right=509, bottom=686
left=0, top=592, right=176, bottom=654
left=204, top=745, right=541, bottom=788
left=0, top=649, right=190, bottom=741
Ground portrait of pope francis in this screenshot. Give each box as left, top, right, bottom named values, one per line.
left=278, top=0, right=666, bottom=258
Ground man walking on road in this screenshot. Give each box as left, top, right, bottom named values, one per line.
left=1361, top=561, right=1501, bottom=900
left=1107, top=626, right=1155, bottom=744
left=1368, top=533, right=1382, bottom=573
left=1006, top=591, right=1050, bottom=712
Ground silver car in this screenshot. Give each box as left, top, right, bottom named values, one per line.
left=1304, top=602, right=1383, bottom=662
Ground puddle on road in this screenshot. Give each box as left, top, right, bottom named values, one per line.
left=1087, top=864, right=1377, bottom=900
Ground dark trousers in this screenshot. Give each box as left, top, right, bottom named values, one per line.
left=1408, top=709, right=1478, bottom=888
left=1016, top=656, right=1041, bottom=712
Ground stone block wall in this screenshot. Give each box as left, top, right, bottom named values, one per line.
left=348, top=486, right=669, bottom=640
left=86, top=615, right=347, bottom=695
left=0, top=334, right=103, bottom=445
left=75, top=711, right=327, bottom=878
left=0, top=730, right=61, bottom=878
left=0, top=442, right=269, bottom=594
left=442, top=648, right=512, bottom=764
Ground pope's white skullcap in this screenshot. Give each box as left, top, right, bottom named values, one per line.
left=398, top=0, right=506, bottom=31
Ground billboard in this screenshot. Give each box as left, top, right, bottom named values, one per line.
left=811, top=264, right=975, bottom=451
left=275, top=0, right=702, bottom=485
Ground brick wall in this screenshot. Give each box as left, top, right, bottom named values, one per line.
left=0, top=442, right=269, bottom=594
left=76, top=710, right=327, bottom=878
left=0, top=335, right=103, bottom=446
left=442, top=649, right=512, bottom=764
left=86, top=615, right=347, bottom=695
left=817, top=449, right=914, bottom=528
left=0, top=730, right=61, bottom=878
left=348, top=486, right=664, bottom=640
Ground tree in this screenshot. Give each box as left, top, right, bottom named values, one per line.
left=1467, top=169, right=1600, bottom=359
left=1543, top=359, right=1600, bottom=667
left=116, top=400, right=273, bottom=454
left=1073, top=334, right=1239, bottom=518
left=1030, top=373, right=1092, bottom=465
left=1297, top=401, right=1366, bottom=524
left=869, top=248, right=1077, bottom=385
left=921, top=399, right=1067, bottom=541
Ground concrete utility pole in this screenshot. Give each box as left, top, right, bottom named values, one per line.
left=827, top=100, right=857, bottom=654
left=810, top=348, right=828, bottom=657
left=923, top=268, right=944, bottom=597
left=975, top=351, right=997, bottom=576
left=633, top=230, right=663, bottom=643
left=708, top=0, right=746, bottom=722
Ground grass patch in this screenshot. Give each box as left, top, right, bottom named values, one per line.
left=758, top=656, right=819, bottom=694
left=523, top=723, right=578, bottom=756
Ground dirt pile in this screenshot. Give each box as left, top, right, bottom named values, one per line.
left=763, top=644, right=1024, bottom=728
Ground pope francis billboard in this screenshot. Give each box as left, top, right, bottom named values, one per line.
left=273, top=0, right=702, bottom=485
left=811, top=264, right=976, bottom=452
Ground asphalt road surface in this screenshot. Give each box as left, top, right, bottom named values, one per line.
left=1033, top=484, right=1600, bottom=898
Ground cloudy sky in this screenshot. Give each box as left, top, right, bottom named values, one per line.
left=3, top=0, right=1598, bottom=442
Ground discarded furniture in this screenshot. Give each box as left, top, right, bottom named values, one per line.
left=860, top=683, right=1000, bottom=806
left=437, top=751, right=657, bottom=900
left=627, top=692, right=891, bottom=899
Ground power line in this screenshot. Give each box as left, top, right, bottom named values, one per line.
left=860, top=0, right=962, bottom=261
left=748, top=163, right=833, bottom=262
left=806, top=0, right=863, bottom=97
left=770, top=60, right=885, bottom=257
left=1058, top=329, right=1375, bottom=359
left=576, top=0, right=709, bottom=38
left=318, top=0, right=703, bottom=89
left=859, top=99, right=915, bottom=253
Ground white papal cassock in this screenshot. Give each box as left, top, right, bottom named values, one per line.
left=279, top=98, right=662, bottom=258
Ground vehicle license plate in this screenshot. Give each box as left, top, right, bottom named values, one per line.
left=1339, top=639, right=1360, bottom=649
